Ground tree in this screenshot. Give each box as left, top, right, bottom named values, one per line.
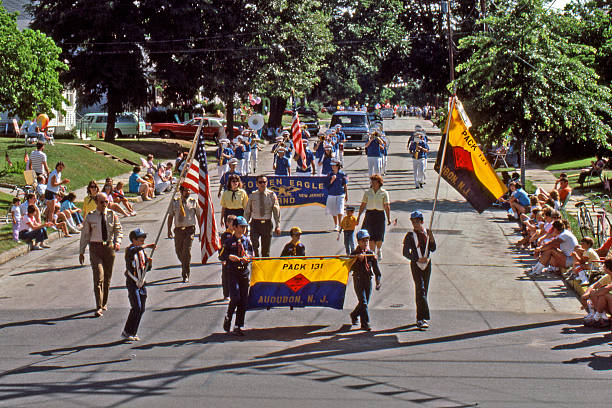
left=29, top=0, right=149, bottom=141
left=455, top=0, right=612, bottom=184
left=254, top=0, right=333, bottom=129
left=312, top=0, right=409, bottom=105
left=0, top=2, right=66, bottom=120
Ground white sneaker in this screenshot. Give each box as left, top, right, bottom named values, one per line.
left=333, top=225, right=340, bottom=232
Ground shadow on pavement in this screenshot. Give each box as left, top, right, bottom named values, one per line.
left=152, top=298, right=226, bottom=312
left=0, top=309, right=95, bottom=330
left=165, top=284, right=221, bottom=292
left=0, top=359, right=131, bottom=378
left=563, top=350, right=612, bottom=371
left=30, top=340, right=127, bottom=356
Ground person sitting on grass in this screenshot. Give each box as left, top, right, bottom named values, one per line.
left=112, top=181, right=136, bottom=216
left=129, top=166, right=154, bottom=201
left=19, top=204, right=52, bottom=249
left=578, top=154, right=607, bottom=188
left=516, top=208, right=542, bottom=249
left=280, top=227, right=306, bottom=257
left=568, top=237, right=599, bottom=286
left=530, top=220, right=579, bottom=276
left=580, top=257, right=612, bottom=329
left=500, top=182, right=530, bottom=222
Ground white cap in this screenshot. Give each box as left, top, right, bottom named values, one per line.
left=229, top=158, right=238, bottom=164
left=331, top=158, right=342, bottom=166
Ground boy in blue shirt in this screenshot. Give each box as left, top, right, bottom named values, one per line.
left=273, top=148, right=291, bottom=176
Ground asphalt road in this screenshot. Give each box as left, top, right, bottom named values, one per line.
left=1, top=118, right=611, bottom=408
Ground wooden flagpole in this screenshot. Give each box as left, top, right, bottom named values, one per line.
left=149, top=118, right=205, bottom=259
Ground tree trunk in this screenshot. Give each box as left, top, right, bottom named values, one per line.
left=520, top=139, right=526, bottom=188
left=105, top=89, right=119, bottom=142
left=268, top=96, right=287, bottom=130
left=226, top=97, right=234, bottom=140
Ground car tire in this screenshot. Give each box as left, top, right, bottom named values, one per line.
left=160, top=130, right=173, bottom=139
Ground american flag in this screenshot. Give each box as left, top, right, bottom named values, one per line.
left=291, top=112, right=307, bottom=169
left=181, top=133, right=221, bottom=264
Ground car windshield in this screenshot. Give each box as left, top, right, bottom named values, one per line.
left=330, top=115, right=366, bottom=126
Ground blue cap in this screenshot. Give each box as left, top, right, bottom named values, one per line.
left=129, top=228, right=147, bottom=241
left=356, top=229, right=370, bottom=240
left=410, top=210, right=424, bottom=220
left=233, top=216, right=249, bottom=227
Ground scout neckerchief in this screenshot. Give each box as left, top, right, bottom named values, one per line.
left=126, top=247, right=148, bottom=288
left=413, top=229, right=429, bottom=270
left=292, top=241, right=301, bottom=256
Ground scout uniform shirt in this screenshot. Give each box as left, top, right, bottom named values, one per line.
left=79, top=209, right=123, bottom=254
left=171, top=196, right=199, bottom=228
left=280, top=241, right=306, bottom=257
left=218, top=234, right=254, bottom=277
left=350, top=246, right=382, bottom=281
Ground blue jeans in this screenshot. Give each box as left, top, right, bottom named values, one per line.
left=124, top=278, right=147, bottom=336
left=227, top=273, right=249, bottom=327
left=344, top=230, right=355, bottom=255
left=350, top=275, right=372, bottom=324
left=72, top=211, right=84, bottom=225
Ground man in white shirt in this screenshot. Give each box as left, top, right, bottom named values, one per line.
left=28, top=143, right=50, bottom=178
left=530, top=220, right=579, bottom=276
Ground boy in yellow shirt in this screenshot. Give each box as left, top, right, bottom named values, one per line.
left=338, top=206, right=358, bottom=255
left=582, top=257, right=612, bottom=328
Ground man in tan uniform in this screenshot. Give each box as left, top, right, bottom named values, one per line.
left=79, top=192, right=123, bottom=317
left=244, top=175, right=281, bottom=257
left=168, top=185, right=200, bottom=282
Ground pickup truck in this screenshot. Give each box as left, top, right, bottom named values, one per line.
left=330, top=111, right=371, bottom=151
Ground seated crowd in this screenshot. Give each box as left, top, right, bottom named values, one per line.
left=500, top=174, right=612, bottom=329
left=10, top=154, right=179, bottom=250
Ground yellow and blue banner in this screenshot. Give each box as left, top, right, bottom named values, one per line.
left=247, top=257, right=356, bottom=310
left=434, top=97, right=508, bottom=213
left=242, top=176, right=328, bottom=207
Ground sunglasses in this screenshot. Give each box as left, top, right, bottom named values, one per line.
left=257, top=180, right=267, bottom=185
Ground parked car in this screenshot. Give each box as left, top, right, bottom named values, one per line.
left=77, top=112, right=149, bottom=138
left=380, top=108, right=396, bottom=119
left=151, top=117, right=238, bottom=141
left=330, top=111, right=372, bottom=151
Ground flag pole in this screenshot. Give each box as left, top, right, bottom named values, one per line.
left=149, top=118, right=205, bottom=259
left=250, top=254, right=375, bottom=261
left=421, top=94, right=456, bottom=259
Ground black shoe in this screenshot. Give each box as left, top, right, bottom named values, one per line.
left=183, top=277, right=189, bottom=283
left=416, top=320, right=429, bottom=330
left=420, top=183, right=424, bottom=188
left=350, top=314, right=358, bottom=325
left=233, top=327, right=245, bottom=336
left=223, top=316, right=231, bottom=333
left=361, top=323, right=371, bottom=331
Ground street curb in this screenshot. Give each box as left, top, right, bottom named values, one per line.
left=0, top=226, right=66, bottom=265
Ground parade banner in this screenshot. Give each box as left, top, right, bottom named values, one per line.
left=434, top=98, right=507, bottom=213
left=242, top=175, right=328, bottom=207
left=247, top=257, right=356, bottom=310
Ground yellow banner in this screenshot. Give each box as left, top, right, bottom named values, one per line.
left=251, top=257, right=355, bottom=286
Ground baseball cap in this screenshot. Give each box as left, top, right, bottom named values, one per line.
left=290, top=226, right=302, bottom=235
left=410, top=210, right=424, bottom=220
left=228, top=158, right=238, bottom=164
left=331, top=158, right=342, bottom=166
left=129, top=228, right=147, bottom=241
left=233, top=216, right=249, bottom=227
left=356, top=229, right=370, bottom=240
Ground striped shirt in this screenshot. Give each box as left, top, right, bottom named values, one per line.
left=28, top=150, right=47, bottom=174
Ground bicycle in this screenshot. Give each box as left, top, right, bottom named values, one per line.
left=590, top=195, right=612, bottom=246
left=575, top=201, right=595, bottom=240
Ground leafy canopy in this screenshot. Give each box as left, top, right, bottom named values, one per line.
left=0, top=1, right=66, bottom=119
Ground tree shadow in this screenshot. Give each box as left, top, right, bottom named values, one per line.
left=165, top=284, right=221, bottom=292
left=0, top=359, right=131, bottom=378
left=31, top=340, right=127, bottom=357
left=0, top=309, right=95, bottom=330
left=110, top=276, right=183, bottom=290
left=152, top=298, right=226, bottom=312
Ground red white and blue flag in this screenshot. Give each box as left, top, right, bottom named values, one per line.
left=182, top=133, right=221, bottom=264
left=291, top=112, right=307, bottom=169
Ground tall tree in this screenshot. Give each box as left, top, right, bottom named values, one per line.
left=29, top=0, right=148, bottom=141
left=0, top=2, right=66, bottom=120
left=455, top=0, right=612, bottom=184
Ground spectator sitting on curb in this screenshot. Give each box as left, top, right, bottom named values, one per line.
left=19, top=204, right=52, bottom=249
left=129, top=166, right=154, bottom=201
left=60, top=192, right=83, bottom=227
left=112, top=181, right=137, bottom=216
left=153, top=164, right=172, bottom=195
left=529, top=220, right=579, bottom=276
left=580, top=257, right=612, bottom=328
left=568, top=237, right=599, bottom=286
left=102, top=183, right=132, bottom=217
left=19, top=194, right=40, bottom=224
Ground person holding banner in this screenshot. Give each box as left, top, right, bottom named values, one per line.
left=244, top=175, right=281, bottom=257
left=350, top=229, right=382, bottom=331
left=219, top=216, right=254, bottom=336
left=358, top=174, right=391, bottom=260
left=402, top=211, right=436, bottom=330
left=325, top=158, right=348, bottom=231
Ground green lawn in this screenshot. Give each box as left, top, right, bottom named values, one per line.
left=545, top=157, right=594, bottom=171
left=62, top=139, right=145, bottom=163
